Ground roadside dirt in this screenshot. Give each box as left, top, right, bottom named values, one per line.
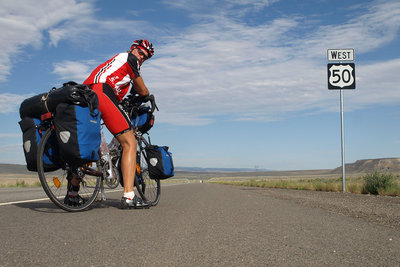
left=0, top=173, right=39, bottom=186
left=242, top=186, right=400, bottom=229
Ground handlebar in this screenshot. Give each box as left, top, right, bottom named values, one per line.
left=121, top=94, right=159, bottom=114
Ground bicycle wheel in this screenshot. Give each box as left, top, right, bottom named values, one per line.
left=37, top=128, right=101, bottom=212
left=135, top=147, right=160, bottom=206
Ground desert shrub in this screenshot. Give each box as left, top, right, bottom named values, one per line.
left=347, top=183, right=362, bottom=194
left=362, top=170, right=395, bottom=195
left=16, top=181, right=26, bottom=187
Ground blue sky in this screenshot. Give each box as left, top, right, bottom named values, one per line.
left=1, top=0, right=400, bottom=170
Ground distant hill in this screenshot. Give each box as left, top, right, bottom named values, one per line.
left=175, top=167, right=271, bottom=173
left=331, top=158, right=400, bottom=173
left=0, top=163, right=32, bottom=174
left=0, top=164, right=268, bottom=174
left=176, top=158, right=400, bottom=174
left=1, top=158, right=400, bottom=175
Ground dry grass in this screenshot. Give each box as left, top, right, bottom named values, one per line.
left=0, top=174, right=41, bottom=187
left=210, top=174, right=400, bottom=197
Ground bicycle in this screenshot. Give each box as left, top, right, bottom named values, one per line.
left=36, top=94, right=161, bottom=212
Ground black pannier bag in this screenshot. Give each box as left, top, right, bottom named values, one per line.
left=145, top=145, right=174, bottom=179
left=131, top=105, right=154, bottom=133
left=54, top=103, right=101, bottom=166
left=19, top=117, right=61, bottom=172
left=19, top=81, right=99, bottom=119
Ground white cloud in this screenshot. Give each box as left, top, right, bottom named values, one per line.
left=0, top=133, right=20, bottom=138
left=297, top=1, right=400, bottom=57
left=0, top=93, right=33, bottom=114
left=346, top=59, right=400, bottom=110
left=0, top=0, right=149, bottom=82
left=162, top=0, right=278, bottom=14
left=0, top=0, right=94, bottom=82
left=2, top=0, right=400, bottom=125
left=52, top=60, right=97, bottom=82
left=143, top=0, right=400, bottom=125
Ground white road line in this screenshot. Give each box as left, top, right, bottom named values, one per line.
left=0, top=188, right=123, bottom=207
left=0, top=197, right=50, bottom=206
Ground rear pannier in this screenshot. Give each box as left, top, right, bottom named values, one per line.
left=54, top=103, right=101, bottom=166
left=18, top=117, right=62, bottom=172
left=19, top=81, right=102, bottom=169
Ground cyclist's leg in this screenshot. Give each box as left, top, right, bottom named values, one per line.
left=116, top=130, right=137, bottom=193
left=91, top=83, right=134, bottom=187
left=70, top=172, right=80, bottom=188
left=91, top=83, right=147, bottom=208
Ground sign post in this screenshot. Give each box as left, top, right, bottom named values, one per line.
left=327, top=49, right=355, bottom=192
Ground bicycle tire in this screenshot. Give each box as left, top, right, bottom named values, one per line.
left=37, top=128, right=101, bottom=212
left=134, top=147, right=160, bottom=206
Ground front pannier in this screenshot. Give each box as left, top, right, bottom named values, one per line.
left=18, top=117, right=61, bottom=172
left=131, top=105, right=154, bottom=133
left=145, top=145, right=174, bottom=179
left=54, top=103, right=101, bottom=166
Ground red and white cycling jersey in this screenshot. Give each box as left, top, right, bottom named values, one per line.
left=84, top=52, right=141, bottom=101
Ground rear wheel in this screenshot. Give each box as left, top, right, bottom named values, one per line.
left=134, top=147, right=160, bottom=206
left=37, top=128, right=101, bottom=212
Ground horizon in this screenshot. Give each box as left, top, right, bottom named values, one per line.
left=0, top=0, right=399, bottom=170
left=1, top=157, right=399, bottom=173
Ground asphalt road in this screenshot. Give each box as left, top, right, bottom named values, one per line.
left=0, top=183, right=399, bottom=266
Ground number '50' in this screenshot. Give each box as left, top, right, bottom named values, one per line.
left=331, top=69, right=352, bottom=84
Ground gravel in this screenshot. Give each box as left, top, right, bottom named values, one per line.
left=240, top=186, right=400, bottom=229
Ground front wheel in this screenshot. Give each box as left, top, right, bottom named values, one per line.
left=134, top=147, right=160, bottom=206
left=37, top=128, right=101, bottom=212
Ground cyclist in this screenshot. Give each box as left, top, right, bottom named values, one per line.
left=65, top=39, right=155, bottom=209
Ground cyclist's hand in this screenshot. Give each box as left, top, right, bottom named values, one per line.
left=123, top=94, right=159, bottom=113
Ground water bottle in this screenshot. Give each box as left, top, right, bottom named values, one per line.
left=108, top=137, right=119, bottom=152
left=100, top=131, right=113, bottom=179
left=100, top=131, right=109, bottom=155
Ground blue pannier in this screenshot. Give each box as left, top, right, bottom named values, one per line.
left=19, top=117, right=61, bottom=172
left=131, top=105, right=154, bottom=133
left=145, top=145, right=174, bottom=179
left=54, top=103, right=101, bottom=166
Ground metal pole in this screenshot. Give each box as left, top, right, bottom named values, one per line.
left=340, top=89, right=346, bottom=192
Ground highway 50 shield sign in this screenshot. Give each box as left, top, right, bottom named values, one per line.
left=327, top=63, right=356, bottom=89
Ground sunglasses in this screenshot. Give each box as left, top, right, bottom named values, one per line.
left=136, top=48, right=148, bottom=60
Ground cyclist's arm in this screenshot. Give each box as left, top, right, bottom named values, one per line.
left=132, top=76, right=150, bottom=96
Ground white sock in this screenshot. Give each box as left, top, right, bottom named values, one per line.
left=123, top=191, right=135, bottom=200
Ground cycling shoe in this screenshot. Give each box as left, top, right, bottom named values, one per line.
left=120, top=195, right=149, bottom=209
left=64, top=193, right=85, bottom=207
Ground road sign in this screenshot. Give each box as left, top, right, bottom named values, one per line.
left=326, top=49, right=355, bottom=192
left=327, top=49, right=354, bottom=61
left=327, top=63, right=356, bottom=89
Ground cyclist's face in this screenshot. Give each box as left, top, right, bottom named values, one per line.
left=133, top=47, right=149, bottom=63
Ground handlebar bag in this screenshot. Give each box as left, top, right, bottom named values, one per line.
left=18, top=117, right=61, bottom=172
left=131, top=105, right=154, bottom=133
left=54, top=103, right=101, bottom=166
left=145, top=145, right=174, bottom=179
